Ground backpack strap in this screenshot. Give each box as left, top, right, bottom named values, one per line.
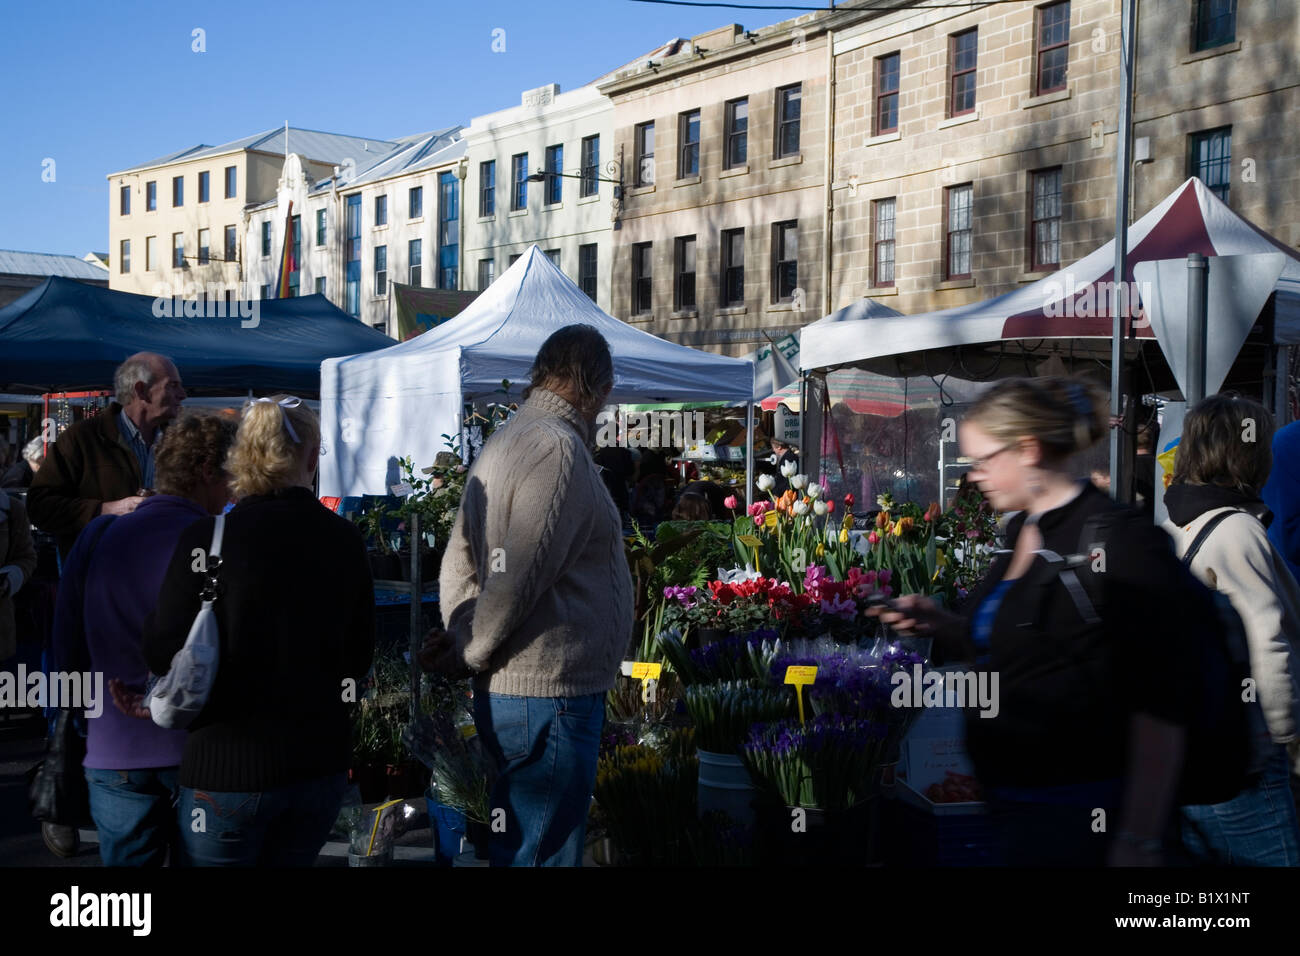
left=1034, top=548, right=1101, bottom=625
left=1181, top=509, right=1238, bottom=568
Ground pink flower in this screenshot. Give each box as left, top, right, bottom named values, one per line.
left=754, top=516, right=764, bottom=527
left=724, top=495, right=738, bottom=511
left=820, top=593, right=857, bottom=620
left=966, top=529, right=980, bottom=539
left=867, top=531, right=880, bottom=546
left=748, top=503, right=763, bottom=517
left=877, top=569, right=892, bottom=586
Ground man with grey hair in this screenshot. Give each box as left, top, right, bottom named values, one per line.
left=28, top=352, right=185, bottom=560
left=1, top=436, right=45, bottom=488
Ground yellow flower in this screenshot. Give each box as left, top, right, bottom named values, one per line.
left=764, top=510, right=778, bottom=529
left=815, top=542, right=825, bottom=558
left=839, top=529, right=849, bottom=544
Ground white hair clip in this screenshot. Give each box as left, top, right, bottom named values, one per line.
left=249, top=396, right=303, bottom=444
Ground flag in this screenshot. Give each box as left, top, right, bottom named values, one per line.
left=274, top=200, right=295, bottom=298
left=391, top=283, right=479, bottom=341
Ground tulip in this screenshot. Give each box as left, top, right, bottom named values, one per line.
left=825, top=499, right=834, bottom=513
left=844, top=493, right=855, bottom=509
left=793, top=500, right=810, bottom=516
left=754, top=516, right=765, bottom=528
left=790, top=474, right=807, bottom=491
left=747, top=503, right=763, bottom=517
left=724, top=495, right=738, bottom=511
left=924, top=501, right=941, bottom=522
left=876, top=511, right=891, bottom=529
left=867, top=531, right=880, bottom=545
left=813, top=500, right=828, bottom=516
left=780, top=460, right=798, bottom=478
left=839, top=529, right=850, bottom=544
left=806, top=483, right=822, bottom=499
left=757, top=474, right=775, bottom=492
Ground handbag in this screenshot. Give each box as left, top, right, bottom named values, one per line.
left=147, top=514, right=224, bottom=729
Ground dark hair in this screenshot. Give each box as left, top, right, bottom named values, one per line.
left=154, top=412, right=238, bottom=498
left=671, top=492, right=712, bottom=521
left=1172, top=393, right=1273, bottom=496
left=524, top=325, right=614, bottom=411
left=965, top=376, right=1109, bottom=462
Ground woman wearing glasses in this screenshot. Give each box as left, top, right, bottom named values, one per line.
left=144, top=395, right=375, bottom=866
left=876, top=377, right=1204, bottom=866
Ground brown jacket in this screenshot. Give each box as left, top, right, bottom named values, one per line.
left=0, top=490, right=38, bottom=659
left=27, top=403, right=144, bottom=559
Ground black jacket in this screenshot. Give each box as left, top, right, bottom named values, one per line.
left=143, top=486, right=375, bottom=791
left=958, top=483, right=1203, bottom=789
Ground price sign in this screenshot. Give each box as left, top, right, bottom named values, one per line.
left=631, top=661, right=662, bottom=704
left=784, top=665, right=818, bottom=724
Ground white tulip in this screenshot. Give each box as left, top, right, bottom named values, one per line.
left=780, top=460, right=798, bottom=478
left=813, top=500, right=828, bottom=516
left=756, top=474, right=775, bottom=492
left=806, top=483, right=822, bottom=499
left=793, top=500, right=810, bottom=516
left=790, top=474, right=807, bottom=491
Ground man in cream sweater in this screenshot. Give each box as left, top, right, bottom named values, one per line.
left=425, top=324, right=633, bottom=866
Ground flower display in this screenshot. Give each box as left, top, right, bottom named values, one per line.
left=741, top=715, right=890, bottom=811
left=780, top=460, right=798, bottom=478
left=756, top=474, right=775, bottom=492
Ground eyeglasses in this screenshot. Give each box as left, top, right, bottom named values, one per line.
left=966, top=443, right=1016, bottom=473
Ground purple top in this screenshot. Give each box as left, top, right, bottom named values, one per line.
left=81, top=495, right=207, bottom=769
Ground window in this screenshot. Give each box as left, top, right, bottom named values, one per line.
left=375, top=194, right=388, bottom=226
left=260, top=284, right=270, bottom=300
left=145, top=236, right=157, bottom=271
left=198, top=228, right=210, bottom=266
left=315, top=209, right=326, bottom=246
left=945, top=184, right=973, bottom=279
left=545, top=145, right=563, bottom=204
left=409, top=239, right=423, bottom=286
left=578, top=244, right=598, bottom=301
left=725, top=98, right=748, bottom=168
left=120, top=239, right=130, bottom=274
left=438, top=171, right=458, bottom=289
left=721, top=229, right=745, bottom=306
left=1190, top=127, right=1232, bottom=203
left=119, top=185, right=130, bottom=216
left=172, top=176, right=183, bottom=207
left=875, top=54, right=900, bottom=135
left=544, top=249, right=561, bottom=267
left=635, top=122, right=655, bottom=186
left=1195, top=0, right=1236, bottom=51
left=288, top=215, right=300, bottom=297
left=480, top=160, right=496, bottom=216
left=315, top=276, right=327, bottom=296
left=198, top=171, right=210, bottom=203
left=679, top=110, right=700, bottom=178
left=172, top=232, right=184, bottom=268
left=872, top=198, right=896, bottom=287
left=509, top=253, right=522, bottom=267
left=511, top=153, right=528, bottom=210
left=261, top=221, right=271, bottom=257
left=772, top=221, right=798, bottom=303
left=224, top=225, right=237, bottom=262
left=950, top=29, right=978, bottom=116
left=632, top=242, right=653, bottom=315
left=478, top=258, right=496, bottom=291
left=674, top=236, right=696, bottom=311
left=224, top=166, right=237, bottom=199
left=1029, top=168, right=1062, bottom=270
left=345, top=194, right=361, bottom=316
left=580, top=136, right=599, bottom=197
left=146, top=181, right=157, bottom=211
left=775, top=85, right=801, bottom=158
left=409, top=186, right=423, bottom=219
left=374, top=245, right=388, bottom=296
left=1035, top=2, right=1070, bottom=95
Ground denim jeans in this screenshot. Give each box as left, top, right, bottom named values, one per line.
left=85, top=767, right=183, bottom=867
left=474, top=692, right=605, bottom=867
left=177, top=773, right=348, bottom=867
left=1181, top=745, right=1300, bottom=866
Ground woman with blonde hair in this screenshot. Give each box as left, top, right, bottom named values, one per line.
left=1164, top=393, right=1300, bottom=865
left=144, top=395, right=375, bottom=866
left=875, top=377, right=1206, bottom=866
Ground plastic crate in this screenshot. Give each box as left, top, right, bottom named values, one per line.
left=887, top=782, right=1003, bottom=867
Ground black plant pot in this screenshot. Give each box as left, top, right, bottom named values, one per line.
left=465, top=819, right=490, bottom=860
left=756, top=797, right=877, bottom=867
left=368, top=552, right=402, bottom=582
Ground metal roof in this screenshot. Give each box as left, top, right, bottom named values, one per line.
left=109, top=127, right=403, bottom=177
left=0, top=250, right=112, bottom=280
left=307, top=127, right=464, bottom=195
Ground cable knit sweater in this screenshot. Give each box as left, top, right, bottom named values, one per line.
left=438, top=387, right=633, bottom=697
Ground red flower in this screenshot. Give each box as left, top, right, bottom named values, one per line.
left=844, top=493, right=855, bottom=509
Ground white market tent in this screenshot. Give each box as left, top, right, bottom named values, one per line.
left=320, top=246, right=756, bottom=497
left=800, top=178, right=1300, bottom=375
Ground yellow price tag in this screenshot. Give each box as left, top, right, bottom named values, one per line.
left=783, top=665, right=818, bottom=724
left=630, top=662, right=662, bottom=681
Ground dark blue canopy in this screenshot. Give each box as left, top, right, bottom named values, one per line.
left=0, top=276, right=394, bottom=395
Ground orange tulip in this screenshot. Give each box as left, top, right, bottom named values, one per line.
left=876, top=510, right=891, bottom=529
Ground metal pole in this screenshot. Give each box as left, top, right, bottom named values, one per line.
left=745, top=402, right=754, bottom=511
left=1109, top=0, right=1138, bottom=501
left=1186, top=253, right=1209, bottom=405
left=409, top=511, right=421, bottom=722
left=1278, top=346, right=1292, bottom=427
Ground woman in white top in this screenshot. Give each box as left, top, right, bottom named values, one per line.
left=1163, top=393, right=1300, bottom=865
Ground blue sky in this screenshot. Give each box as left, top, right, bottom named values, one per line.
left=0, top=0, right=755, bottom=257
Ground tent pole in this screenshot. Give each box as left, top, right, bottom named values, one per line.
left=745, top=402, right=754, bottom=512
left=1109, top=0, right=1137, bottom=502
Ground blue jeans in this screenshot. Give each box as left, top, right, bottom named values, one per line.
left=177, top=773, right=348, bottom=867
left=1181, top=745, right=1300, bottom=866
left=474, top=692, right=605, bottom=867
left=85, top=767, right=183, bottom=867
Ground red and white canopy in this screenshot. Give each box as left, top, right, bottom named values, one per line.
left=801, top=178, right=1300, bottom=372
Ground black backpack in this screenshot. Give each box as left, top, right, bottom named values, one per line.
left=1036, top=510, right=1271, bottom=807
